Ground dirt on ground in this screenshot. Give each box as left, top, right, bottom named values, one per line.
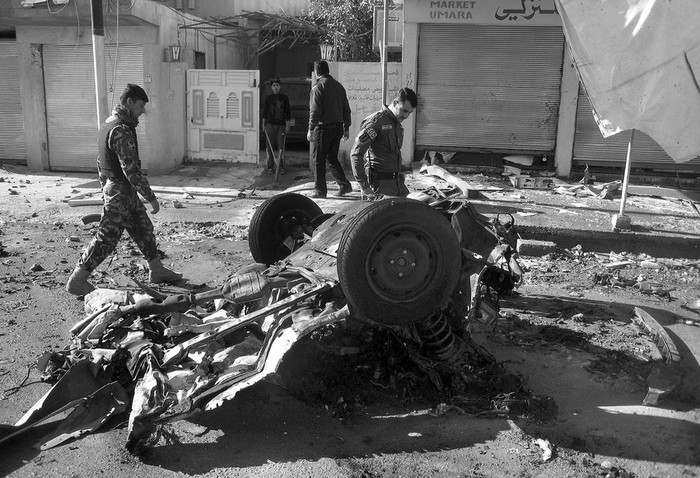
left=1, top=150, right=700, bottom=478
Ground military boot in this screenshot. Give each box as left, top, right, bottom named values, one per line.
left=148, top=257, right=183, bottom=283
left=66, top=266, right=96, bottom=296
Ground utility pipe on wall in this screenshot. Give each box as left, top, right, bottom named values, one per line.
left=381, top=0, right=389, bottom=105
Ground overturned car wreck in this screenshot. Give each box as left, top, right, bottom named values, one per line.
left=0, top=171, right=533, bottom=454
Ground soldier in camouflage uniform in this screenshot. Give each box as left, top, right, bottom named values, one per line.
left=350, top=88, right=417, bottom=199
left=66, top=84, right=182, bottom=296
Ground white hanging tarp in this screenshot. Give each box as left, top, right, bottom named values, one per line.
left=556, top=0, right=700, bottom=162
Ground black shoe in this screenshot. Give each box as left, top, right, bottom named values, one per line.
left=267, top=168, right=274, bottom=174
left=311, top=192, right=327, bottom=199
left=336, top=185, right=352, bottom=197
left=280, top=168, right=287, bottom=175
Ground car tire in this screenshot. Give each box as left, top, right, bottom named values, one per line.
left=248, top=193, right=323, bottom=265
left=337, top=198, right=461, bottom=326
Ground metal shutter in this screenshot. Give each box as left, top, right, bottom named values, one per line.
left=0, top=41, right=27, bottom=162
left=573, top=85, right=700, bottom=171
left=43, top=44, right=145, bottom=171
left=416, top=24, right=564, bottom=153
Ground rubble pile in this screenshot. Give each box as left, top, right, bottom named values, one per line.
left=521, top=245, right=700, bottom=302
left=0, top=267, right=346, bottom=453
left=1, top=267, right=554, bottom=455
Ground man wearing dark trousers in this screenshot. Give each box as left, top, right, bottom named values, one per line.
left=262, top=77, right=291, bottom=174
left=307, top=60, right=353, bottom=198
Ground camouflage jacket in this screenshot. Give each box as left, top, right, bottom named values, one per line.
left=97, top=106, right=156, bottom=202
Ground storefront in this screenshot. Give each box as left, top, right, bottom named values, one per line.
left=403, top=0, right=565, bottom=156
left=42, top=44, right=147, bottom=171
left=573, top=87, right=700, bottom=172
left=401, top=0, right=700, bottom=176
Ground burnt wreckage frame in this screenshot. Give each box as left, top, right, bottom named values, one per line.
left=0, top=168, right=529, bottom=453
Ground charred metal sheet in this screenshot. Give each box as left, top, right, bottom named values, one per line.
left=0, top=360, right=111, bottom=446
left=632, top=307, right=683, bottom=405
left=419, top=164, right=480, bottom=198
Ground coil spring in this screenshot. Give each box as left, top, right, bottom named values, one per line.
left=415, top=312, right=466, bottom=364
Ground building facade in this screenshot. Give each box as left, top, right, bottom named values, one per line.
left=400, top=0, right=700, bottom=176
left=3, top=0, right=698, bottom=176
left=0, top=0, right=306, bottom=173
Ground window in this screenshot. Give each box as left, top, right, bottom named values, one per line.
left=226, top=93, right=240, bottom=118
left=206, top=92, right=219, bottom=118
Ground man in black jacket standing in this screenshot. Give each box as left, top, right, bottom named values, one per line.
left=307, top=60, right=353, bottom=198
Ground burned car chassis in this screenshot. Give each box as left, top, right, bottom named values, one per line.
left=0, top=179, right=524, bottom=453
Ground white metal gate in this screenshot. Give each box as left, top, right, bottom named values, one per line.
left=0, top=41, right=27, bottom=162
left=43, top=44, right=145, bottom=171
left=416, top=24, right=565, bottom=153
left=187, top=69, right=260, bottom=163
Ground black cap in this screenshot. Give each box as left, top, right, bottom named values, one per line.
left=120, top=83, right=149, bottom=104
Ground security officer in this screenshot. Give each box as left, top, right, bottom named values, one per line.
left=350, top=87, right=417, bottom=198
left=66, top=83, right=182, bottom=296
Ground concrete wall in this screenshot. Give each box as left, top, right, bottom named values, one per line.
left=400, top=21, right=418, bottom=166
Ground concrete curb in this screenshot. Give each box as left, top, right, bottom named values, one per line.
left=518, top=224, right=700, bottom=259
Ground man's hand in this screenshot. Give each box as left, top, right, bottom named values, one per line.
left=285, top=123, right=290, bottom=134
left=342, top=129, right=350, bottom=141
left=361, top=187, right=376, bottom=201
left=306, top=130, right=312, bottom=142
left=149, top=199, right=160, bottom=215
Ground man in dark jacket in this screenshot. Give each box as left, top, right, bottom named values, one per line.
left=66, top=84, right=182, bottom=296
left=350, top=87, right=417, bottom=198
left=307, top=60, right=353, bottom=198
left=262, top=78, right=291, bottom=174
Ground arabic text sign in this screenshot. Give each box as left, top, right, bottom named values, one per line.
left=404, top=0, right=561, bottom=26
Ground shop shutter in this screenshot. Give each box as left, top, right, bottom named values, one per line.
left=416, top=24, right=564, bottom=153
left=43, top=44, right=146, bottom=171
left=0, top=41, right=27, bottom=162
left=573, top=85, right=700, bottom=171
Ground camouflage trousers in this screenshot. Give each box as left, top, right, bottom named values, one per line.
left=79, top=180, right=157, bottom=272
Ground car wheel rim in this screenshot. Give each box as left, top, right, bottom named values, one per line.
left=367, top=226, right=436, bottom=300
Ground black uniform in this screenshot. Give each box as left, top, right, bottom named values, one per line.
left=308, top=74, right=352, bottom=196
left=350, top=105, right=409, bottom=197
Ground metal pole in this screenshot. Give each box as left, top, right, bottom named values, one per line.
left=381, top=0, right=389, bottom=105
left=90, top=0, right=108, bottom=128
left=618, top=129, right=635, bottom=216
